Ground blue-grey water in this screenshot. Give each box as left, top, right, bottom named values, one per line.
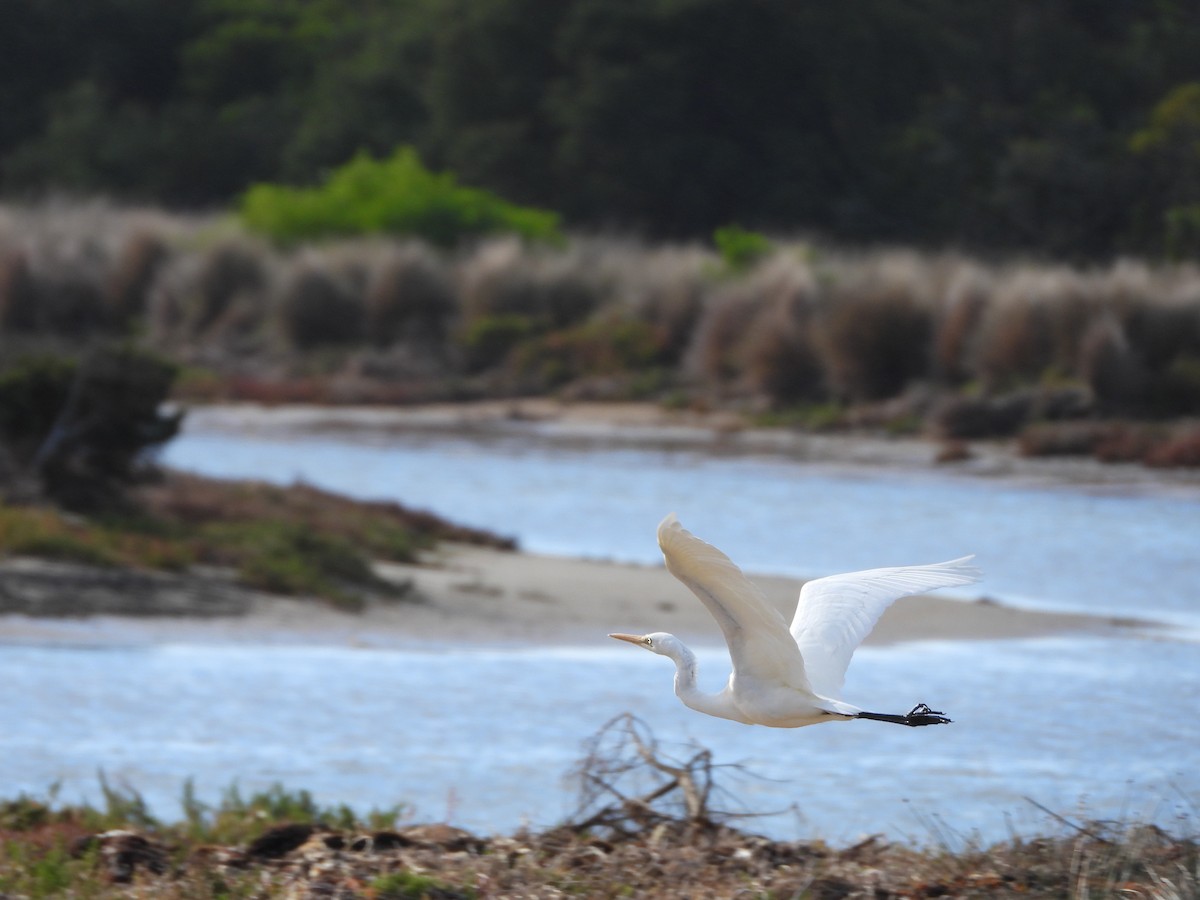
left=2, top=411, right=1198, bottom=845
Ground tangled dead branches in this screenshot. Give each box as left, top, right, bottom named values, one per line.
left=564, top=713, right=762, bottom=841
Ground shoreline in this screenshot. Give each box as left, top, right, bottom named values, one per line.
left=0, top=543, right=1162, bottom=648
left=3, top=398, right=1188, bottom=648
left=180, top=399, right=1200, bottom=496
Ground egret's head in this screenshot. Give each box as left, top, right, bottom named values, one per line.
left=608, top=631, right=677, bottom=657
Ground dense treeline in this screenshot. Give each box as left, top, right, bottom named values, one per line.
left=2, top=0, right=1200, bottom=259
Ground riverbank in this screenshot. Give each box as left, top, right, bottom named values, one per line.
left=3, top=779, right=1194, bottom=899
left=182, top=399, right=1200, bottom=494
left=3, top=397, right=1188, bottom=646
left=0, top=541, right=1158, bottom=648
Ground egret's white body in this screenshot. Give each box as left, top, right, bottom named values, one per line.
left=610, top=514, right=981, bottom=728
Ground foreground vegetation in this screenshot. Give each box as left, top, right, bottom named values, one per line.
left=3, top=203, right=1199, bottom=469
left=2, top=717, right=1196, bottom=898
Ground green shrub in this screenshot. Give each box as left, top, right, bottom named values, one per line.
left=371, top=871, right=475, bottom=900
left=713, top=224, right=773, bottom=272
left=0, top=347, right=181, bottom=510
left=204, top=520, right=388, bottom=610
left=240, top=147, right=562, bottom=247
left=0, top=505, right=120, bottom=567
left=0, top=504, right=197, bottom=570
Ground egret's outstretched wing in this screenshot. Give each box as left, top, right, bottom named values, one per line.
left=789, top=556, right=981, bottom=700
left=658, top=514, right=810, bottom=691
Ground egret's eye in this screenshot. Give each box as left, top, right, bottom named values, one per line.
left=643, top=637, right=653, bottom=646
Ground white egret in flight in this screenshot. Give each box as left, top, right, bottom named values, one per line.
left=610, top=514, right=981, bottom=728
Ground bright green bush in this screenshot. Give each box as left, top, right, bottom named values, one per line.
left=240, top=147, right=563, bottom=246
left=713, top=224, right=773, bottom=272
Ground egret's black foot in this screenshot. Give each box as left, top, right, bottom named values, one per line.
left=855, top=703, right=952, bottom=727
left=903, top=702, right=952, bottom=726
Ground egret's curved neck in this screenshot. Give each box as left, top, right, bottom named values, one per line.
left=665, top=641, right=748, bottom=724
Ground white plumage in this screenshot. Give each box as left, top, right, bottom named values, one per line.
left=609, top=513, right=981, bottom=728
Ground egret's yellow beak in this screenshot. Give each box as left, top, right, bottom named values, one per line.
left=608, top=633, right=645, bottom=645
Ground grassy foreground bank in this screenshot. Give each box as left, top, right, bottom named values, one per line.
left=3, top=717, right=1196, bottom=899
left=2, top=784, right=1194, bottom=899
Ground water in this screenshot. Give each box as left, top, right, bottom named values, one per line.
left=161, top=420, right=1200, bottom=627
left=2, top=637, right=1196, bottom=844
left=3, top=413, right=1199, bottom=844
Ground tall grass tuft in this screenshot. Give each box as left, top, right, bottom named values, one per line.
left=933, top=262, right=993, bottom=384
left=277, top=261, right=365, bottom=350
left=4, top=200, right=1200, bottom=440
left=148, top=241, right=271, bottom=346
left=1078, top=315, right=1144, bottom=414
left=616, top=242, right=710, bottom=365
left=684, top=280, right=762, bottom=390
left=365, top=243, right=456, bottom=349
left=734, top=255, right=825, bottom=403
left=105, top=230, right=169, bottom=325
left=192, top=242, right=269, bottom=336
left=818, top=255, right=934, bottom=401
left=458, top=238, right=605, bottom=330
left=976, top=272, right=1055, bottom=390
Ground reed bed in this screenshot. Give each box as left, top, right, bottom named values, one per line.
left=3, top=202, right=1199, bottom=462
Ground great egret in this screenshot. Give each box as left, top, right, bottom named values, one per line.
left=609, top=513, right=981, bottom=728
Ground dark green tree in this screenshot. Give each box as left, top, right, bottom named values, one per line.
left=0, top=346, right=182, bottom=511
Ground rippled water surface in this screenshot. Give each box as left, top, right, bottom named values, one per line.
left=3, top=638, right=1196, bottom=842
left=2, top=417, right=1198, bottom=843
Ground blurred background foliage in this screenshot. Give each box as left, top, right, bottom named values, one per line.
left=2, top=0, right=1200, bottom=260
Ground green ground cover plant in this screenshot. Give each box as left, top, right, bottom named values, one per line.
left=0, top=471, right=514, bottom=609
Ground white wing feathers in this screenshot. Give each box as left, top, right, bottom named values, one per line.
left=657, top=514, right=810, bottom=691
left=790, top=557, right=982, bottom=700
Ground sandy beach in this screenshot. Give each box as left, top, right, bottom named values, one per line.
left=0, top=542, right=1156, bottom=648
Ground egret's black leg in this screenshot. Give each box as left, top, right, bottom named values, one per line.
left=856, top=702, right=952, bottom=727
